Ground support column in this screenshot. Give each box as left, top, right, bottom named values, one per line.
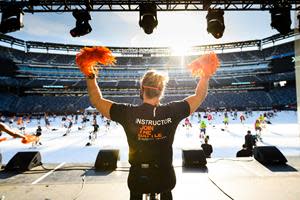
left=295, top=32, right=300, bottom=137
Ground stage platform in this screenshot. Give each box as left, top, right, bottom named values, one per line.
left=1, top=156, right=300, bottom=200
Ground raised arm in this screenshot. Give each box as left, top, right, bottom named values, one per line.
left=184, top=52, right=219, bottom=114
left=0, top=122, right=26, bottom=139
left=86, top=77, right=114, bottom=119
left=76, top=46, right=116, bottom=119
left=185, top=77, right=210, bottom=114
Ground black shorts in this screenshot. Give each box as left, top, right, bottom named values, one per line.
left=128, top=165, right=176, bottom=194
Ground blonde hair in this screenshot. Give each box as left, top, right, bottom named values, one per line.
left=140, top=70, right=169, bottom=99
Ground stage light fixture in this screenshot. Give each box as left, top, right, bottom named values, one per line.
left=70, top=9, right=92, bottom=37
left=139, top=3, right=158, bottom=34
left=85, top=0, right=93, bottom=11
left=203, top=0, right=213, bottom=10
left=0, top=6, right=24, bottom=34
left=270, top=5, right=292, bottom=35
left=206, top=8, right=225, bottom=39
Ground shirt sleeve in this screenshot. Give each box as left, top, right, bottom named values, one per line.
left=109, top=103, right=129, bottom=124
left=168, top=100, right=190, bottom=122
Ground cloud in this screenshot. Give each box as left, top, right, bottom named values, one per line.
left=112, top=12, right=138, bottom=24
left=130, top=12, right=209, bottom=47
left=22, top=13, right=72, bottom=39
left=68, top=38, right=103, bottom=46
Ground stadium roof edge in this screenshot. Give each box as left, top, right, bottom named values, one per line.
left=0, top=30, right=299, bottom=55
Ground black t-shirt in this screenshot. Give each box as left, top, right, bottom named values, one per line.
left=245, top=134, right=255, bottom=150
left=36, top=128, right=42, bottom=136
left=93, top=124, right=99, bottom=132
left=68, top=121, right=73, bottom=128
left=201, top=143, right=213, bottom=158
left=110, top=100, right=190, bottom=166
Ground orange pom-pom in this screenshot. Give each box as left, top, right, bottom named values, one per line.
left=76, top=46, right=116, bottom=76
left=187, top=52, right=220, bottom=78
left=0, top=137, right=7, bottom=142
left=21, top=134, right=38, bottom=144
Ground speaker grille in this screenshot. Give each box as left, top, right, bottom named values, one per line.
left=94, top=149, right=119, bottom=171
left=182, top=149, right=207, bottom=167
left=253, top=146, right=287, bottom=165
left=5, top=151, right=42, bottom=172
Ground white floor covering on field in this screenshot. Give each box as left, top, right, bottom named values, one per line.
left=1, top=111, right=299, bottom=164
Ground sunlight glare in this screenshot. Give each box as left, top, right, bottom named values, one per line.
left=170, top=43, right=192, bottom=56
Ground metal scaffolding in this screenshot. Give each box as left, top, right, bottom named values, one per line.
left=0, top=0, right=300, bottom=13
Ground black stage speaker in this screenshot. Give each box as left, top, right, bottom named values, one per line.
left=182, top=149, right=207, bottom=167
left=253, top=146, right=287, bottom=165
left=5, top=151, right=42, bottom=172
left=94, top=149, right=119, bottom=170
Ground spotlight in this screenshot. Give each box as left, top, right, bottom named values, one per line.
left=70, top=9, right=92, bottom=37
left=139, top=3, right=158, bottom=34
left=270, top=5, right=291, bottom=35
left=206, top=8, right=225, bottom=39
left=203, top=0, right=213, bottom=10
left=85, top=0, right=93, bottom=11
left=0, top=6, right=24, bottom=34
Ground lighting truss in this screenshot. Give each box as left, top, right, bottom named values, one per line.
left=0, top=1, right=300, bottom=13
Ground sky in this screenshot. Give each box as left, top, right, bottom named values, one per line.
left=7, top=10, right=299, bottom=48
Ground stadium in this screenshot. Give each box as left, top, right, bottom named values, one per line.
left=0, top=32, right=297, bottom=113
left=0, top=1, right=300, bottom=200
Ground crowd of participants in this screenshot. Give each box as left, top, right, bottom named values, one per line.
left=0, top=112, right=113, bottom=148
left=0, top=109, right=279, bottom=157
left=181, top=109, right=278, bottom=158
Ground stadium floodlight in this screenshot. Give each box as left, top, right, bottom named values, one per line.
left=0, top=6, right=24, bottom=34
left=206, top=8, right=225, bottom=39
left=70, top=9, right=92, bottom=37
left=139, top=3, right=158, bottom=34
left=270, top=4, right=292, bottom=35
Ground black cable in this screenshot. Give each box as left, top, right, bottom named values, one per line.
left=36, top=159, right=253, bottom=173
left=114, top=169, right=129, bottom=172
left=40, top=163, right=93, bottom=171
left=39, top=164, right=131, bottom=173
left=73, top=172, right=86, bottom=200
left=208, top=176, right=234, bottom=200
left=23, top=170, right=49, bottom=174
left=40, top=163, right=51, bottom=171
left=207, top=158, right=254, bottom=163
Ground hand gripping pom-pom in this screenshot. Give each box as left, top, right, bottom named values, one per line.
left=21, top=134, right=38, bottom=144
left=187, top=52, right=220, bottom=78
left=75, top=46, right=116, bottom=77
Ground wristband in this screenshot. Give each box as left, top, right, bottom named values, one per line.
left=86, top=73, right=96, bottom=79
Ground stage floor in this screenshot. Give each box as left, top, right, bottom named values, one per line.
left=1, top=156, right=300, bottom=200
